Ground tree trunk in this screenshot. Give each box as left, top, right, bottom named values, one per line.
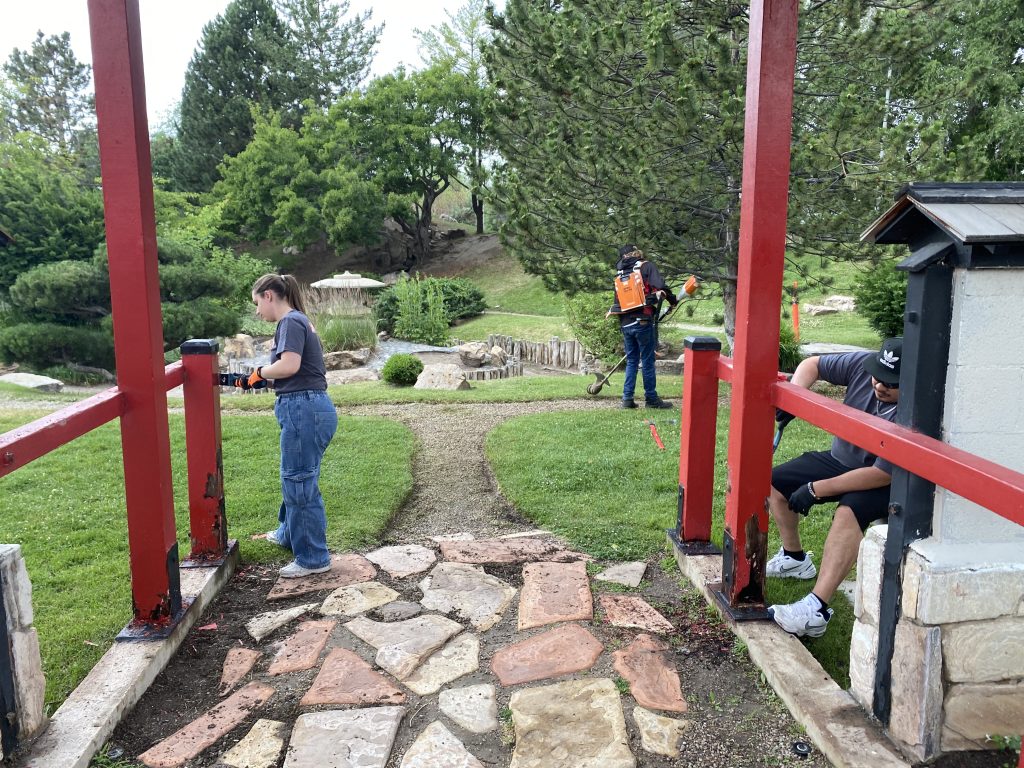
left=472, top=193, right=484, bottom=235
left=722, top=273, right=738, bottom=356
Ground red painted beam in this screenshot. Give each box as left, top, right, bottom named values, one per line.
left=678, top=341, right=722, bottom=542
left=88, top=0, right=181, bottom=623
left=721, top=0, right=799, bottom=608
left=773, top=382, right=1024, bottom=528
left=164, top=360, right=185, bottom=390
left=0, top=389, right=125, bottom=478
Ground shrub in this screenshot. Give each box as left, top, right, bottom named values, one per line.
left=391, top=276, right=449, bottom=345
left=564, top=292, right=623, bottom=363
left=373, top=276, right=485, bottom=334
left=381, top=353, right=423, bottom=386
left=316, top=314, right=378, bottom=352
left=778, top=321, right=802, bottom=373
left=0, top=322, right=115, bottom=370
left=854, top=258, right=907, bottom=339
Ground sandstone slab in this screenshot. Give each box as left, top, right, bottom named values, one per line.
left=219, top=647, right=261, bottom=694
left=942, top=682, right=1024, bottom=749
left=440, top=538, right=564, bottom=565
left=267, top=554, right=377, bottom=601
left=438, top=684, right=498, bottom=734
left=246, top=603, right=318, bottom=642
left=284, top=707, right=405, bottom=768
left=509, top=678, right=634, bottom=768
left=370, top=601, right=422, bottom=622
left=267, top=620, right=335, bottom=675
left=600, top=594, right=674, bottom=633
left=612, top=634, right=687, bottom=713
left=321, top=581, right=400, bottom=617
left=942, top=617, right=1024, bottom=682
left=491, top=624, right=603, bottom=686
left=419, top=562, right=516, bottom=631
left=404, top=633, right=480, bottom=695
left=594, top=562, right=647, bottom=588
left=220, top=718, right=287, bottom=768
left=365, top=544, right=437, bottom=578
left=632, top=706, right=689, bottom=757
left=138, top=682, right=274, bottom=767
left=399, top=721, right=484, bottom=768
left=301, top=648, right=406, bottom=707
left=345, top=615, right=463, bottom=680
left=518, top=561, right=592, bottom=630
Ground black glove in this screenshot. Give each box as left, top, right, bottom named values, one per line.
left=788, top=482, right=820, bottom=516
left=775, top=408, right=796, bottom=429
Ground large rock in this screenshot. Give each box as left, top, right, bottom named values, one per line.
left=457, top=342, right=491, bottom=368
left=414, top=363, right=470, bottom=390
left=326, top=368, right=379, bottom=385
left=489, top=346, right=508, bottom=366
left=802, top=303, right=838, bottom=316
left=823, top=294, right=857, bottom=311
left=221, top=334, right=256, bottom=360
left=323, top=348, right=371, bottom=370
left=0, top=373, right=63, bottom=393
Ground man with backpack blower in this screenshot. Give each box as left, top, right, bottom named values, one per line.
left=607, top=244, right=677, bottom=409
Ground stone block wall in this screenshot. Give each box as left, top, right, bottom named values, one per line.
left=0, top=544, right=47, bottom=755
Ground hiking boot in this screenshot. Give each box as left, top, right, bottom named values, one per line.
left=765, top=547, right=817, bottom=579
left=645, top=397, right=674, bottom=409
left=769, top=593, right=833, bottom=638
left=280, top=560, right=332, bottom=579
left=620, top=399, right=638, bottom=409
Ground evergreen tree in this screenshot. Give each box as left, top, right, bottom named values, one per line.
left=1, top=31, right=93, bottom=154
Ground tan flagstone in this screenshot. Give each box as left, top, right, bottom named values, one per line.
left=419, top=562, right=516, bottom=631
left=344, top=614, right=464, bottom=680
left=509, top=678, right=634, bottom=768
left=632, top=706, right=689, bottom=757
left=518, top=561, right=592, bottom=630
left=371, top=601, right=422, bottom=621
left=138, top=682, right=274, bottom=768
left=490, top=624, right=603, bottom=686
left=440, top=538, right=564, bottom=565
left=267, top=554, right=376, bottom=601
left=403, top=633, right=480, bottom=695
left=399, top=721, right=484, bottom=768
left=267, top=620, right=335, bottom=675
left=594, top=562, right=647, bottom=588
left=245, top=602, right=318, bottom=642
left=283, top=707, right=405, bottom=768
left=599, top=594, right=675, bottom=633
left=219, top=647, right=261, bottom=694
left=612, top=634, right=687, bottom=713
left=300, top=648, right=406, bottom=707
left=220, top=718, right=287, bottom=768
left=320, top=581, right=400, bottom=616
left=365, top=544, right=437, bottom=578
left=438, top=684, right=498, bottom=734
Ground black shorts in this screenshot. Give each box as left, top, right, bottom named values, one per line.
left=772, top=451, right=890, bottom=531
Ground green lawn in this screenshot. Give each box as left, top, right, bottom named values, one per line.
left=0, top=409, right=414, bottom=711
left=486, top=399, right=855, bottom=688
left=447, top=251, right=567, bottom=316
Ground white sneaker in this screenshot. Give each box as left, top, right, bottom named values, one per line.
left=769, top=593, right=833, bottom=638
left=765, top=547, right=817, bottom=579
left=266, top=530, right=286, bottom=547
left=279, top=561, right=331, bottom=579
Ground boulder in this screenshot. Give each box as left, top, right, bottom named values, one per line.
left=323, top=348, right=371, bottom=370
left=222, top=334, right=256, bottom=360
left=415, top=364, right=470, bottom=391
left=802, top=303, right=838, bottom=316
left=0, top=373, right=63, bottom=393
left=457, top=342, right=490, bottom=368
left=823, top=294, right=857, bottom=312
left=326, top=368, right=380, bottom=386
left=489, top=346, right=508, bottom=367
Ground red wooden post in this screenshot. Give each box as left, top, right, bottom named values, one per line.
left=672, top=337, right=722, bottom=552
left=719, top=0, right=799, bottom=616
left=87, top=0, right=182, bottom=627
left=180, top=341, right=230, bottom=564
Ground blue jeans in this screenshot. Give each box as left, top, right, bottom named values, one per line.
left=272, top=391, right=337, bottom=569
left=622, top=319, right=658, bottom=402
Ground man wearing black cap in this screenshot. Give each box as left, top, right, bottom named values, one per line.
left=607, top=244, right=677, bottom=409
left=766, top=338, right=903, bottom=637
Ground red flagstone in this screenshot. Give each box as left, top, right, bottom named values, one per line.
left=300, top=648, right=406, bottom=707
left=267, top=620, right=335, bottom=675
left=219, top=647, right=262, bottom=694
left=440, top=538, right=564, bottom=565
left=137, top=682, right=275, bottom=767
left=612, top=634, right=687, bottom=713
left=599, top=594, right=675, bottom=633
left=518, top=561, right=593, bottom=630
left=491, top=624, right=603, bottom=686
left=266, top=554, right=377, bottom=600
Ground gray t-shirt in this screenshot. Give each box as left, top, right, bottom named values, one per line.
left=271, top=311, right=327, bottom=394
left=817, top=351, right=897, bottom=474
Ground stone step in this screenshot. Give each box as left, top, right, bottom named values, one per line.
left=365, top=544, right=437, bottom=578
left=284, top=707, right=405, bottom=768
left=518, top=561, right=593, bottom=630
left=491, top=624, right=603, bottom=686
left=267, top=620, right=335, bottom=675
left=267, top=554, right=377, bottom=601
left=344, top=614, right=463, bottom=680
left=219, top=647, right=262, bottom=694
left=399, top=721, right=484, bottom=768
left=599, top=594, right=675, bottom=633
left=419, top=562, right=516, bottom=631
left=301, top=647, right=406, bottom=707
left=612, top=634, right=688, bottom=713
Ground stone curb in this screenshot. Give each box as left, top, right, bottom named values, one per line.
left=17, top=546, right=240, bottom=768
left=669, top=540, right=910, bottom=768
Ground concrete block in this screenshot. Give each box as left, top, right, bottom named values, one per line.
left=848, top=619, right=877, bottom=712
left=946, top=367, right=1024, bottom=434
left=887, top=621, right=943, bottom=762
left=11, top=628, right=47, bottom=740
left=854, top=527, right=884, bottom=623
left=941, top=681, right=1024, bottom=750
left=902, top=551, right=1024, bottom=624
left=0, top=545, right=34, bottom=630
left=942, top=617, right=1024, bottom=683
